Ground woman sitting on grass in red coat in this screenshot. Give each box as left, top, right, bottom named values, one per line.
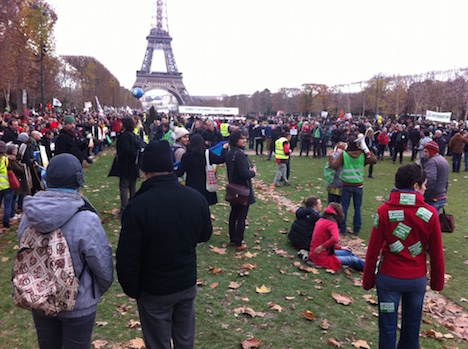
left=307, top=202, right=364, bottom=271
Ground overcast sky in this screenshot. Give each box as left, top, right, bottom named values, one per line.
left=46, top=0, right=468, bottom=96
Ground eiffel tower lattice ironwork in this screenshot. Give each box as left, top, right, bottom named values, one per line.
left=133, top=0, right=191, bottom=104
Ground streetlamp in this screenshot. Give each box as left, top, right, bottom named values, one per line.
left=33, top=4, right=49, bottom=115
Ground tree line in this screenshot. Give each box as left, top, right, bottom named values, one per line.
left=0, top=0, right=141, bottom=113
left=2, top=1, right=468, bottom=119
left=194, top=69, right=468, bottom=120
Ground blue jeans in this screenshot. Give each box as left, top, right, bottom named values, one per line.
left=453, top=153, right=462, bottom=172
left=340, top=186, right=363, bottom=234
left=335, top=249, right=364, bottom=271
left=428, top=198, right=447, bottom=215
left=376, top=274, right=427, bottom=349
left=0, top=188, right=13, bottom=227
left=465, top=151, right=468, bottom=170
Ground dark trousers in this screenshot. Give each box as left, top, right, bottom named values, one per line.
left=393, top=148, right=404, bottom=163
left=453, top=153, right=462, bottom=172
left=255, top=139, right=263, bottom=154
left=119, top=177, right=137, bottom=217
left=299, top=140, right=310, bottom=156
left=32, top=311, right=96, bottom=349
left=313, top=140, right=322, bottom=157
left=229, top=204, right=250, bottom=246
left=137, top=286, right=197, bottom=349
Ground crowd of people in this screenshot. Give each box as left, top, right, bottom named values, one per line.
left=3, top=108, right=459, bottom=348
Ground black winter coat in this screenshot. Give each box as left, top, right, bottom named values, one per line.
left=55, top=129, right=87, bottom=163
left=226, top=148, right=255, bottom=205
left=116, top=174, right=212, bottom=298
left=288, top=207, right=321, bottom=250
left=109, top=131, right=145, bottom=179
left=175, top=148, right=227, bottom=205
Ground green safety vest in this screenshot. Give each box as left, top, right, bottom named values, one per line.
left=220, top=123, right=230, bottom=137
left=275, top=137, right=289, bottom=160
left=323, top=162, right=335, bottom=183
left=0, top=157, right=9, bottom=191
left=314, top=127, right=321, bottom=138
left=340, top=152, right=364, bottom=183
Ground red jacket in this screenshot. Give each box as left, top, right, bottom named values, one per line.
left=308, top=206, right=343, bottom=271
left=377, top=132, right=389, bottom=146
left=363, top=190, right=445, bottom=291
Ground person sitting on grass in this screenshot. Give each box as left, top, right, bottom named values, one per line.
left=288, top=196, right=322, bottom=250
left=306, top=202, right=365, bottom=271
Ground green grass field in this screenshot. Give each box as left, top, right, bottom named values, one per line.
left=1, top=149, right=467, bottom=348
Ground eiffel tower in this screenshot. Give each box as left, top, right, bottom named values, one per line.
left=133, top=0, right=191, bottom=104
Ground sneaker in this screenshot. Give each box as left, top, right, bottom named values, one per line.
left=297, top=249, right=309, bottom=262
left=368, top=175, right=375, bottom=178
left=10, top=214, right=21, bottom=221
left=284, top=182, right=291, bottom=186
left=274, top=183, right=280, bottom=187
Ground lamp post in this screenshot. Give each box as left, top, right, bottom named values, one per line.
left=33, top=4, right=49, bottom=115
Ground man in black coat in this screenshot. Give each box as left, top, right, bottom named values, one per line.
left=1, top=118, right=19, bottom=144
left=55, top=115, right=87, bottom=164
left=116, top=140, right=212, bottom=349
left=108, top=116, right=146, bottom=218
left=202, top=120, right=223, bottom=148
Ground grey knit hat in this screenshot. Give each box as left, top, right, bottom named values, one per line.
left=46, top=154, right=84, bottom=189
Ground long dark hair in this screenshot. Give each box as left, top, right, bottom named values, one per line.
left=186, top=134, right=205, bottom=156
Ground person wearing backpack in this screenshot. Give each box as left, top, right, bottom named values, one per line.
left=15, top=153, right=114, bottom=349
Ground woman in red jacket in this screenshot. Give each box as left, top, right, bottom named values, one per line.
left=308, top=202, right=364, bottom=271
left=377, top=127, right=389, bottom=160
left=363, top=163, right=445, bottom=349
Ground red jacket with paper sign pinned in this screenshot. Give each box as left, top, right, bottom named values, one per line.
left=363, top=190, right=445, bottom=291
left=308, top=206, right=343, bottom=271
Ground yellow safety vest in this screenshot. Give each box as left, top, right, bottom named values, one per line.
left=220, top=123, right=230, bottom=137
left=275, top=137, right=289, bottom=160
left=0, top=157, right=10, bottom=190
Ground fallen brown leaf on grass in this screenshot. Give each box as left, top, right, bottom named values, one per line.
left=293, top=261, right=319, bottom=274
left=116, top=303, right=132, bottom=315
left=268, top=302, right=283, bottom=312
left=229, top=281, right=242, bottom=289
left=127, top=319, right=141, bottom=329
left=352, top=339, right=370, bottom=348
left=328, top=338, right=341, bottom=347
left=301, top=310, right=316, bottom=321
left=211, top=246, right=227, bottom=255
left=213, top=231, right=222, bottom=236
left=95, top=321, right=108, bottom=326
left=320, top=319, right=330, bottom=329
left=241, top=337, right=264, bottom=349
left=234, top=306, right=265, bottom=318
left=92, top=339, right=107, bottom=349
left=331, top=292, right=354, bottom=305
left=208, top=266, right=223, bottom=275
left=121, top=337, right=146, bottom=349
left=210, top=283, right=218, bottom=289
left=242, top=263, right=256, bottom=270
left=196, top=279, right=207, bottom=286
left=363, top=294, right=378, bottom=305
